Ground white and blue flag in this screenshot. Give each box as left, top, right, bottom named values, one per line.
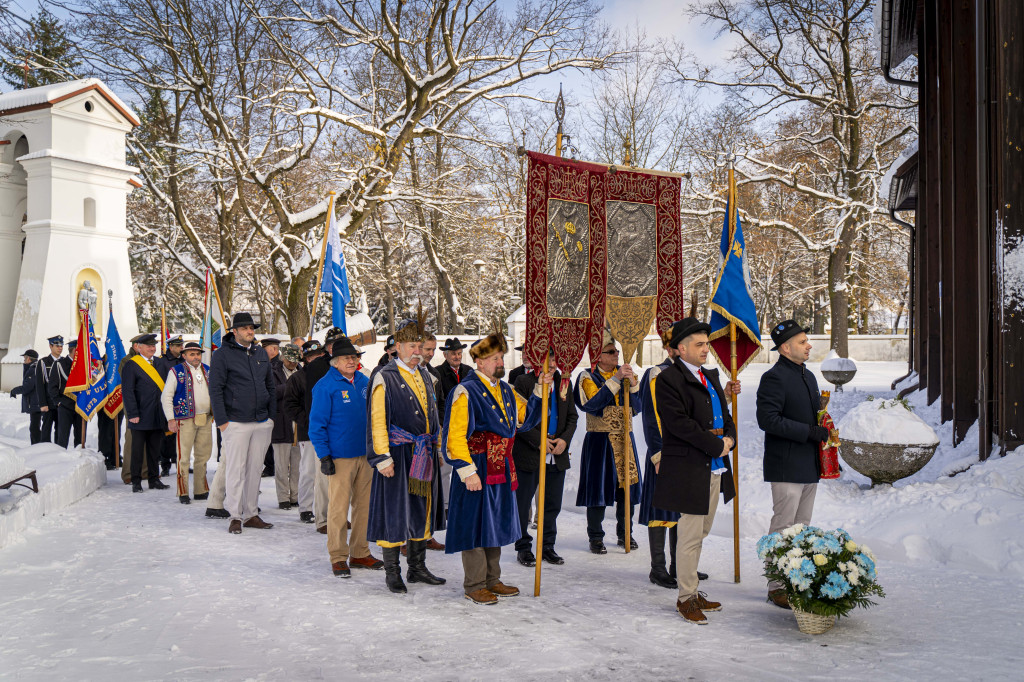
left=320, top=207, right=351, bottom=333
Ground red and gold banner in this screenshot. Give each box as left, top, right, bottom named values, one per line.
left=524, top=151, right=685, bottom=371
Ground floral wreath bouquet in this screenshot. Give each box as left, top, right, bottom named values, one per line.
left=757, top=524, right=885, bottom=632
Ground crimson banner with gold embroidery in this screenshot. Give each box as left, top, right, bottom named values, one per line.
left=524, top=150, right=685, bottom=372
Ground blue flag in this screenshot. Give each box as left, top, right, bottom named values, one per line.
left=320, top=208, right=351, bottom=333
left=709, top=197, right=762, bottom=374
left=75, top=313, right=109, bottom=420
left=102, top=313, right=126, bottom=417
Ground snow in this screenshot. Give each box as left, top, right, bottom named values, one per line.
left=1000, top=227, right=1024, bottom=310
left=821, top=348, right=857, bottom=372
left=2, top=365, right=1024, bottom=680
left=837, top=399, right=939, bottom=446
left=0, top=78, right=138, bottom=124
left=0, top=445, right=26, bottom=483
left=881, top=139, right=919, bottom=203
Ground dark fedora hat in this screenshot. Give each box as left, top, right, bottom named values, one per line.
left=769, top=319, right=811, bottom=351
left=260, top=337, right=281, bottom=347
left=330, top=337, right=364, bottom=358
left=666, top=317, right=712, bottom=349
left=22, top=349, right=39, bottom=359
left=440, top=337, right=467, bottom=352
left=229, top=312, right=260, bottom=330
left=384, top=334, right=396, bottom=349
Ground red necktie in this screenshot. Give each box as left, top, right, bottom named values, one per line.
left=699, top=369, right=708, bottom=388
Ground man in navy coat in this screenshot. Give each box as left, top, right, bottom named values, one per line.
left=756, top=320, right=831, bottom=609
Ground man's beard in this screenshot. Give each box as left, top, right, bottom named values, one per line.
left=493, top=367, right=505, bottom=379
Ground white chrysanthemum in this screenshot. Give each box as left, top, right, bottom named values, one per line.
left=782, top=523, right=805, bottom=539
left=861, top=545, right=876, bottom=560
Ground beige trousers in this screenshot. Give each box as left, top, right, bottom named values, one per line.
left=676, top=473, right=721, bottom=601
left=221, top=420, right=275, bottom=522
left=273, top=443, right=301, bottom=504
left=175, top=415, right=213, bottom=497
left=299, top=440, right=329, bottom=526
left=462, top=547, right=502, bottom=594
left=207, top=460, right=226, bottom=509
left=767, top=482, right=818, bottom=590
left=326, top=456, right=373, bottom=563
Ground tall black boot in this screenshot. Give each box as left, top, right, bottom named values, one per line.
left=406, top=539, right=446, bottom=585
left=668, top=525, right=678, bottom=579
left=382, top=546, right=407, bottom=594
left=648, top=526, right=676, bottom=589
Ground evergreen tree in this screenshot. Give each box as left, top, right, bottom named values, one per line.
left=2, top=9, right=80, bottom=89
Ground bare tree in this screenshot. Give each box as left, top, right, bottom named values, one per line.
left=668, top=0, right=916, bottom=356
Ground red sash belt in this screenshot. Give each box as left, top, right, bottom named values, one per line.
left=467, top=431, right=517, bottom=491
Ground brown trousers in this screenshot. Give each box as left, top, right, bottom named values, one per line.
left=461, top=547, right=502, bottom=594
left=326, top=456, right=373, bottom=564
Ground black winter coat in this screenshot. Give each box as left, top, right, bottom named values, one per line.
left=271, top=361, right=296, bottom=444
left=755, top=356, right=825, bottom=484
left=512, top=370, right=578, bottom=473
left=303, top=354, right=331, bottom=424
left=47, top=356, right=77, bottom=411
left=11, top=362, right=39, bottom=413
left=209, top=333, right=276, bottom=426
left=35, top=355, right=59, bottom=410
left=652, top=359, right=736, bottom=516
left=437, top=362, right=471, bottom=404
left=122, top=355, right=170, bottom=431
left=283, top=367, right=309, bottom=441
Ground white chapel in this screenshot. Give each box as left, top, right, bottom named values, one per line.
left=0, top=79, right=141, bottom=390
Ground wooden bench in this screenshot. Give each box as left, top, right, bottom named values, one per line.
left=0, top=470, right=39, bottom=494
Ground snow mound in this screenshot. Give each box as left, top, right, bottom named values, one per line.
left=0, top=446, right=27, bottom=483
left=821, top=349, right=857, bottom=372
left=0, top=443, right=106, bottom=550
left=838, top=399, right=939, bottom=446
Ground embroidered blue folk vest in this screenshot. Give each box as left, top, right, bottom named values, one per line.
left=171, top=363, right=210, bottom=419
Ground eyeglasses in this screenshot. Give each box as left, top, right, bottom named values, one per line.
left=602, top=349, right=619, bottom=355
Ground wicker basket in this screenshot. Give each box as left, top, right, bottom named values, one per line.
left=793, top=608, right=836, bottom=635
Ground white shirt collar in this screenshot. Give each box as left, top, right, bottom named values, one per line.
left=475, top=370, right=500, bottom=387
left=396, top=357, right=416, bottom=374
left=680, top=358, right=704, bottom=380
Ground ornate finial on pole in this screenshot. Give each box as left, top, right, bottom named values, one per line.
left=624, top=135, right=632, bottom=167
left=555, top=83, right=565, bottom=158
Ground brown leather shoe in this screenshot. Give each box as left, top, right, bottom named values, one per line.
left=426, top=538, right=445, bottom=551
left=676, top=596, right=708, bottom=625
left=487, top=581, right=520, bottom=598
left=695, top=591, right=722, bottom=612
left=768, top=589, right=791, bottom=610
left=228, top=520, right=242, bottom=534
left=465, top=588, right=498, bottom=605
left=243, top=516, right=274, bottom=529
left=317, top=525, right=327, bottom=534
left=350, top=555, right=385, bottom=570
left=332, top=561, right=351, bottom=577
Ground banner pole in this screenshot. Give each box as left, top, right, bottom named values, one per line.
left=533, top=351, right=551, bottom=597
left=160, top=306, right=167, bottom=356
left=622, top=376, right=633, bottom=554
left=210, top=273, right=228, bottom=336
left=309, top=191, right=336, bottom=337
left=727, top=160, right=741, bottom=584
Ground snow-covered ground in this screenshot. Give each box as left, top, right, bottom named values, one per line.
left=1, top=362, right=1023, bottom=681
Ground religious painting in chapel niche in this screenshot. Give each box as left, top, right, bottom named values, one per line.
left=546, top=198, right=590, bottom=319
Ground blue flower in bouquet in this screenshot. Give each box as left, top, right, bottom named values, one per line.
left=855, top=553, right=877, bottom=581
left=786, top=558, right=817, bottom=591
left=757, top=533, right=784, bottom=560
left=820, top=571, right=852, bottom=599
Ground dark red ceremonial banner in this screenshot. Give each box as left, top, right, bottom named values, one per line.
left=524, top=151, right=607, bottom=372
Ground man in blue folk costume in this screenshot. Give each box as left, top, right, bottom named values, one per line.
left=442, top=328, right=552, bottom=605
left=575, top=329, right=643, bottom=554
left=366, top=316, right=447, bottom=594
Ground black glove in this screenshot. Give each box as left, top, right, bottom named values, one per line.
left=320, top=456, right=336, bottom=476
left=810, top=425, right=830, bottom=442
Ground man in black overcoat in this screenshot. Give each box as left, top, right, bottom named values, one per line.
left=755, top=319, right=830, bottom=609
left=512, top=368, right=578, bottom=567
left=436, top=338, right=471, bottom=402
left=35, top=335, right=64, bottom=443
left=11, top=350, right=41, bottom=444
left=48, top=340, right=82, bottom=449
left=122, top=333, right=170, bottom=492
left=653, top=318, right=736, bottom=625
